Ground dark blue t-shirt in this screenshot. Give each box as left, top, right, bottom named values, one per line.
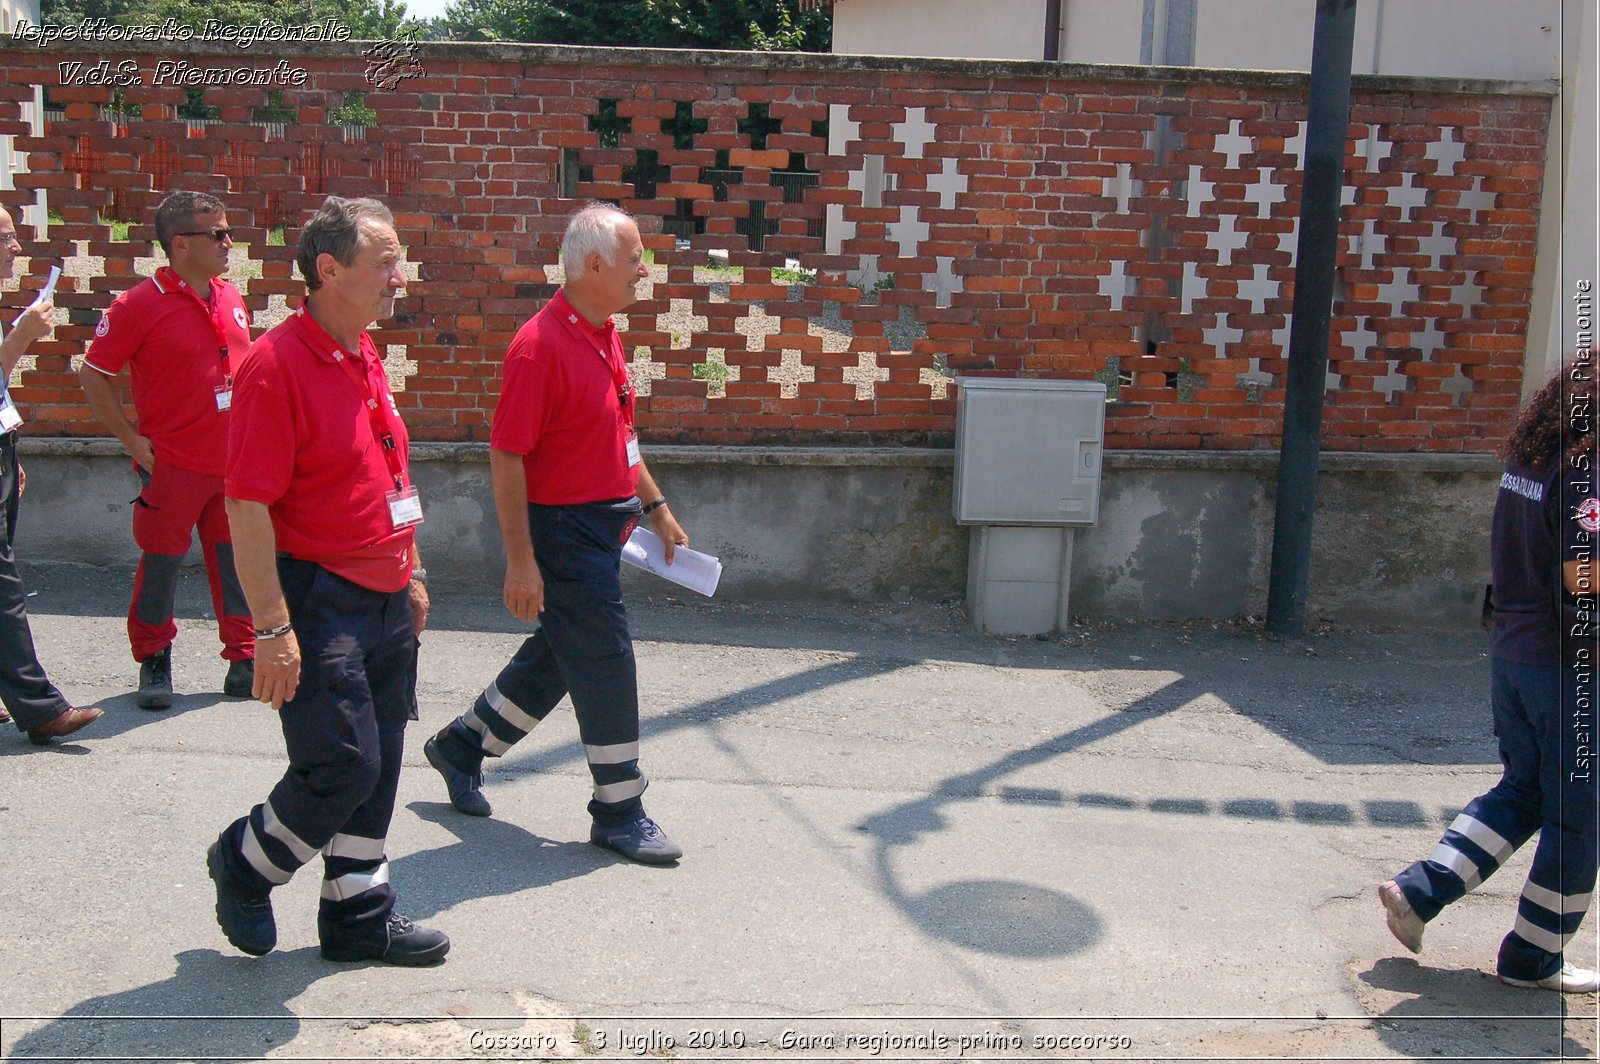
left=1490, top=450, right=1597, bottom=664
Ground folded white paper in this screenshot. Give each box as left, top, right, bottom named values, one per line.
left=622, top=526, right=722, bottom=597
left=12, top=265, right=60, bottom=328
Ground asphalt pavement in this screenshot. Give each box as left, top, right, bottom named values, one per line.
left=0, top=561, right=1593, bottom=1063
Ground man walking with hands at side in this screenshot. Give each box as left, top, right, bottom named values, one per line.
left=206, top=196, right=447, bottom=965
left=425, top=203, right=689, bottom=864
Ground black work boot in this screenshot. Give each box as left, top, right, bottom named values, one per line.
left=206, top=841, right=275, bottom=956
left=320, top=912, right=450, bottom=966
left=424, top=731, right=491, bottom=817
left=137, top=647, right=173, bottom=710
left=223, top=659, right=255, bottom=698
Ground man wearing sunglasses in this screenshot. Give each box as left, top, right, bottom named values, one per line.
left=424, top=202, right=690, bottom=864
left=79, top=190, right=255, bottom=709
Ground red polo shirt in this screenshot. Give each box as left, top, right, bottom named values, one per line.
left=491, top=288, right=639, bottom=505
left=226, top=306, right=415, bottom=593
left=83, top=266, right=252, bottom=476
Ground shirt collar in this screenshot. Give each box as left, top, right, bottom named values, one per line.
left=289, top=304, right=365, bottom=365
left=154, top=266, right=218, bottom=302
left=551, top=288, right=614, bottom=344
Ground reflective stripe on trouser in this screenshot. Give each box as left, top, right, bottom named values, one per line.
left=445, top=499, right=646, bottom=823
left=215, top=559, right=415, bottom=935
left=128, top=459, right=253, bottom=662
left=0, top=432, right=71, bottom=730
left=1394, top=657, right=1598, bottom=981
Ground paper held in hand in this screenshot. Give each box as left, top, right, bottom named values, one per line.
left=622, top=526, right=722, bottom=597
left=11, top=265, right=59, bottom=329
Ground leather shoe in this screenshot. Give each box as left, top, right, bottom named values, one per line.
left=321, top=912, right=449, bottom=966
left=424, top=734, right=491, bottom=817
left=591, top=814, right=683, bottom=865
left=207, top=841, right=275, bottom=956
left=27, top=706, right=103, bottom=745
left=0, top=706, right=11, bottom=725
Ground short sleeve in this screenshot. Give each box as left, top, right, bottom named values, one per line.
left=225, top=342, right=296, bottom=506
left=489, top=332, right=549, bottom=456
left=82, top=288, right=150, bottom=376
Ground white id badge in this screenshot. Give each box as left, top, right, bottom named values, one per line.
left=0, top=401, right=23, bottom=432
left=386, top=486, right=424, bottom=529
left=625, top=434, right=641, bottom=467
left=214, top=385, right=232, bottom=412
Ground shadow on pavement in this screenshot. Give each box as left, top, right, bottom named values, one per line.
left=3, top=947, right=316, bottom=1061
left=1358, top=955, right=1585, bottom=1059
left=392, top=801, right=608, bottom=921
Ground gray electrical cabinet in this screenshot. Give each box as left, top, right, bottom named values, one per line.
left=953, top=378, right=1106, bottom=526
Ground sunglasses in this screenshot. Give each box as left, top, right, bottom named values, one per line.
left=177, top=227, right=233, bottom=243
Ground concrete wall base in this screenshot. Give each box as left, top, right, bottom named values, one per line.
left=20, top=441, right=1499, bottom=630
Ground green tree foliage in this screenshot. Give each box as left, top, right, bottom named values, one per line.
left=440, top=0, right=831, bottom=51
left=40, top=0, right=415, bottom=41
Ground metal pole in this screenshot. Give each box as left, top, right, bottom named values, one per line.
left=1265, top=0, right=1358, bottom=636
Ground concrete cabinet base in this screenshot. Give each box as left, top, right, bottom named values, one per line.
left=966, top=525, right=1074, bottom=636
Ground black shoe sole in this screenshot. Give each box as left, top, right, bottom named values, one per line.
left=589, top=834, right=683, bottom=866
left=221, top=683, right=252, bottom=698
left=320, top=939, right=450, bottom=966
left=206, top=842, right=275, bottom=956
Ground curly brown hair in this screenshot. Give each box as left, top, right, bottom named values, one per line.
left=1505, top=353, right=1597, bottom=468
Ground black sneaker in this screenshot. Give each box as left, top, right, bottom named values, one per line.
left=137, top=647, right=173, bottom=710
left=222, top=659, right=255, bottom=698
left=206, top=841, right=275, bottom=956
left=424, top=734, right=491, bottom=817
left=590, top=815, right=683, bottom=865
left=321, top=912, right=450, bottom=966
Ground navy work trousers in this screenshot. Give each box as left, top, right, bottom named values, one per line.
left=1394, top=656, right=1599, bottom=981
left=444, top=499, right=647, bottom=824
left=217, top=559, right=417, bottom=936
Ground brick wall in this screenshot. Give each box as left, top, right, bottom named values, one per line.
left=0, top=42, right=1552, bottom=451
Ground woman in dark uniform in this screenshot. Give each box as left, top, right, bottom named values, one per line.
left=1380, top=359, right=1598, bottom=992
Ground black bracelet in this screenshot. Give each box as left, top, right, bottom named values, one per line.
left=254, top=621, right=293, bottom=640
left=642, top=498, right=668, bottom=515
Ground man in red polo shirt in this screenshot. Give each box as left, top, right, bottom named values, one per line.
left=425, top=203, right=690, bottom=864
left=79, top=190, right=255, bottom=709
left=205, top=196, right=447, bottom=966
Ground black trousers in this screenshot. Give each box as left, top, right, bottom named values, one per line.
left=0, top=431, right=70, bottom=731
left=444, top=498, right=647, bottom=824
left=217, top=559, right=416, bottom=935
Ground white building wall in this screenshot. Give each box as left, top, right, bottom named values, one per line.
left=831, top=0, right=1050, bottom=60
left=0, top=0, right=43, bottom=227
left=1053, top=0, right=1563, bottom=79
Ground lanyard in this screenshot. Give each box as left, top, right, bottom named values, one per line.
left=295, top=309, right=410, bottom=493
left=158, top=267, right=234, bottom=380
left=569, top=313, right=634, bottom=429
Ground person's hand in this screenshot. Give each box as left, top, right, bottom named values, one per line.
left=650, top=506, right=688, bottom=564
left=253, top=630, right=301, bottom=710
left=11, top=299, right=51, bottom=345
left=17, top=461, right=24, bottom=497
left=503, top=556, right=543, bottom=622
left=126, top=435, right=155, bottom=474
left=409, top=578, right=430, bottom=636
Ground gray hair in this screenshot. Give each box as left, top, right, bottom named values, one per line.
left=155, top=190, right=226, bottom=254
left=296, top=196, right=394, bottom=292
left=560, top=203, right=632, bottom=274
